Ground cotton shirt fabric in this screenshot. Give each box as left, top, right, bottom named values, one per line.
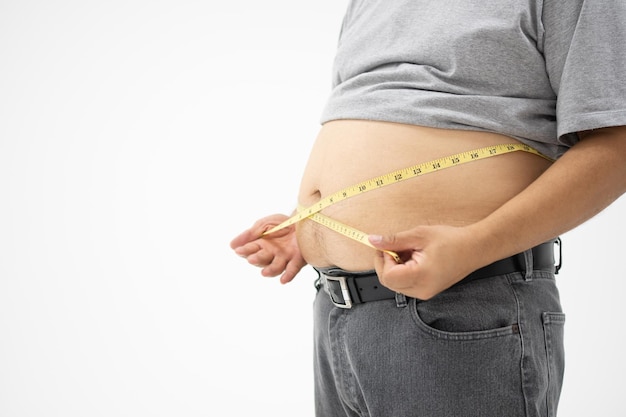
left=320, top=0, right=626, bottom=160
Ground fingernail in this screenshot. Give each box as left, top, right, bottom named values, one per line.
left=369, top=235, right=383, bottom=244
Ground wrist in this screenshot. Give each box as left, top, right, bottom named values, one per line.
left=463, top=220, right=522, bottom=268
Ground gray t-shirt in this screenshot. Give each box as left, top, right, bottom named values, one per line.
left=320, top=0, right=626, bottom=160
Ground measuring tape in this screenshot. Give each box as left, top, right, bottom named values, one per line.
left=262, top=143, right=552, bottom=261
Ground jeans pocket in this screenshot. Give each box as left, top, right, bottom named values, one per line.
left=410, top=276, right=520, bottom=341
left=543, top=312, right=566, bottom=417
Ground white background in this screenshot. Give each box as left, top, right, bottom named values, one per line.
left=1, top=1, right=624, bottom=416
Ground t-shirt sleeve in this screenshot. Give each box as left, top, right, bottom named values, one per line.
left=542, top=0, right=626, bottom=147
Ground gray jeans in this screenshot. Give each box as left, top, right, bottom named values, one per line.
left=313, top=269, right=565, bottom=417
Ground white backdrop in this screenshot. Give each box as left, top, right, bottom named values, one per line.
left=1, top=1, right=624, bottom=416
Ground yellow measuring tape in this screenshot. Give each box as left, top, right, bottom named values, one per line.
left=262, top=143, right=552, bottom=262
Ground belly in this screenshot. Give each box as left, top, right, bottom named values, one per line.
left=296, top=120, right=552, bottom=271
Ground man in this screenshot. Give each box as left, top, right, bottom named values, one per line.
left=231, top=1, right=626, bottom=415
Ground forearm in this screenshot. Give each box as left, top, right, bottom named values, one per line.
left=468, top=126, right=626, bottom=267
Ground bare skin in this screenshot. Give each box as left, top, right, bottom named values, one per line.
left=230, top=120, right=626, bottom=299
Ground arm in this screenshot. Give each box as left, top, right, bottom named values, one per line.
left=369, top=126, right=626, bottom=299
left=473, top=126, right=626, bottom=263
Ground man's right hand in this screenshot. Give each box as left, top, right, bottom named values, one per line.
left=230, top=214, right=307, bottom=284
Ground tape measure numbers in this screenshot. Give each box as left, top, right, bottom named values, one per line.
left=304, top=210, right=404, bottom=262
left=262, top=143, right=552, bottom=261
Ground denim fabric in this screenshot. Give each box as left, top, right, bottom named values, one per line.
left=313, top=270, right=565, bottom=417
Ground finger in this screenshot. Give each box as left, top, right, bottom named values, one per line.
left=230, top=229, right=261, bottom=250
left=247, top=249, right=276, bottom=267
left=261, top=256, right=288, bottom=278
left=372, top=249, right=404, bottom=286
left=279, top=262, right=300, bottom=284
left=233, top=241, right=263, bottom=258
left=368, top=231, right=422, bottom=252
left=379, top=251, right=405, bottom=275
left=372, top=248, right=385, bottom=275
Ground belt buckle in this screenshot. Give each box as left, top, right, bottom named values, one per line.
left=324, top=275, right=353, bottom=309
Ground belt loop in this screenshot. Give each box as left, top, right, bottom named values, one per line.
left=554, top=237, right=562, bottom=274
left=314, top=269, right=322, bottom=291
left=523, top=248, right=534, bottom=281
left=395, top=292, right=407, bottom=308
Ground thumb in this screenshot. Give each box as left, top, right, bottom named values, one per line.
left=369, top=226, right=428, bottom=249
left=368, top=233, right=406, bottom=250
left=368, top=233, right=411, bottom=264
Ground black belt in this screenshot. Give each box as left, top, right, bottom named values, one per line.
left=316, top=239, right=561, bottom=309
